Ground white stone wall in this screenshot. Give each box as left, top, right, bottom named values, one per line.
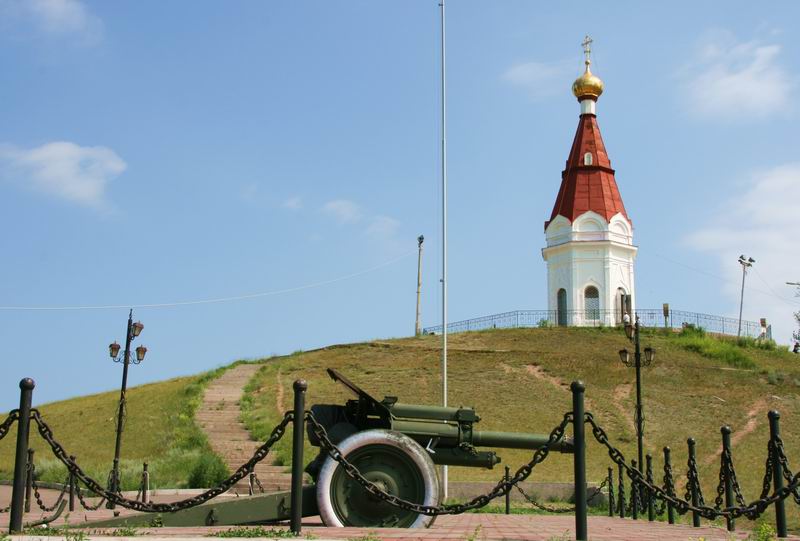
left=542, top=212, right=637, bottom=326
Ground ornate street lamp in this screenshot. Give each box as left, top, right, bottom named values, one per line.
left=618, top=315, right=655, bottom=479
left=107, top=310, right=148, bottom=505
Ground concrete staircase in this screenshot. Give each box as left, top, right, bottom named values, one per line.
left=195, top=364, right=293, bottom=493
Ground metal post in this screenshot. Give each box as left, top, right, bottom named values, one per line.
left=439, top=0, right=449, bottom=502
left=618, top=462, right=625, bottom=519
left=737, top=264, right=746, bottom=337
left=721, top=426, right=734, bottom=532
left=630, top=460, right=639, bottom=520
left=768, top=411, right=787, bottom=538
left=633, top=318, right=644, bottom=477
left=110, top=310, right=135, bottom=506
left=571, top=381, right=587, bottom=541
left=24, top=449, right=33, bottom=513
left=504, top=466, right=510, bottom=515
left=607, top=467, right=614, bottom=517
left=646, top=454, right=654, bottom=521
left=69, top=456, right=76, bottom=512
left=10, top=378, right=35, bottom=533
left=415, top=235, right=424, bottom=336
left=688, top=438, right=700, bottom=528
left=290, top=380, right=307, bottom=535
left=663, top=447, right=675, bottom=524
left=142, top=462, right=150, bottom=504
left=248, top=471, right=255, bottom=496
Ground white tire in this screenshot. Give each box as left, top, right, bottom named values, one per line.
left=315, top=429, right=440, bottom=528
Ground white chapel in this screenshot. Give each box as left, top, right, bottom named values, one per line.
left=542, top=37, right=637, bottom=327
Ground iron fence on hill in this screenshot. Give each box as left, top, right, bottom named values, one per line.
left=422, top=308, right=768, bottom=339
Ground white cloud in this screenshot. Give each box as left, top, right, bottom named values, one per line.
left=322, top=199, right=362, bottom=224
left=283, top=196, right=302, bottom=210
left=365, top=215, right=400, bottom=240
left=503, top=60, right=572, bottom=100
left=685, top=163, right=800, bottom=344
left=0, top=141, right=126, bottom=209
left=679, top=31, right=793, bottom=118
left=1, top=0, right=103, bottom=44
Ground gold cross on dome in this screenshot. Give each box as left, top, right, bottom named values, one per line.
left=581, top=35, right=593, bottom=65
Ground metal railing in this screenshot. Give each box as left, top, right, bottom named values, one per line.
left=423, top=308, right=767, bottom=339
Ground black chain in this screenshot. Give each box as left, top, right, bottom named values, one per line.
left=514, top=477, right=608, bottom=513
left=30, top=408, right=292, bottom=513
left=773, top=436, right=800, bottom=504
left=0, top=410, right=19, bottom=441
left=307, top=410, right=573, bottom=516
left=685, top=452, right=706, bottom=507
left=32, top=478, right=69, bottom=513
left=585, top=412, right=800, bottom=521
left=75, top=484, right=106, bottom=511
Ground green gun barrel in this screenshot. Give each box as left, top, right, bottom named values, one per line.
left=473, top=430, right=574, bottom=453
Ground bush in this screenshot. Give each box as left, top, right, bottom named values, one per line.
left=187, top=453, right=229, bottom=488
left=676, top=327, right=756, bottom=370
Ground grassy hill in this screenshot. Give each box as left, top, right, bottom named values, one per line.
left=0, top=368, right=230, bottom=491
left=3, top=325, right=799, bottom=529
left=240, top=326, right=800, bottom=527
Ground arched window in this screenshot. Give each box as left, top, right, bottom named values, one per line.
left=557, top=289, right=567, bottom=326
left=583, top=152, right=593, bottom=165
left=585, top=286, right=600, bottom=321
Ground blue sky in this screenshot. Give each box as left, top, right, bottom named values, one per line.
left=1, top=0, right=799, bottom=410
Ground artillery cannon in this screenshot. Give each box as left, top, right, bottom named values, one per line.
left=88, top=368, right=572, bottom=529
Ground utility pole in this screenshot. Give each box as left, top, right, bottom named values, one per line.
left=737, top=255, right=755, bottom=337
left=415, top=235, right=424, bottom=336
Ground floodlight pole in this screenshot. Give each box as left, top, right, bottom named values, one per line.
left=737, top=256, right=754, bottom=337
left=439, top=0, right=449, bottom=500
left=415, top=235, right=424, bottom=336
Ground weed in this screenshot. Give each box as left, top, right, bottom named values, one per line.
left=465, top=525, right=482, bottom=541
left=108, top=525, right=140, bottom=537
left=209, top=526, right=297, bottom=538
left=675, top=327, right=756, bottom=369
left=545, top=532, right=571, bottom=541
left=766, top=370, right=785, bottom=386
left=345, top=533, right=382, bottom=541
left=746, top=522, right=777, bottom=541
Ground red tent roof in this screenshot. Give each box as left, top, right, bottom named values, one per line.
left=545, top=113, right=629, bottom=230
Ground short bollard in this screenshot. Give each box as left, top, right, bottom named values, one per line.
left=68, top=456, right=77, bottom=512
left=663, top=446, right=675, bottom=524
left=721, top=426, right=735, bottom=532
left=630, top=460, right=639, bottom=520
left=248, top=471, right=255, bottom=496
left=571, top=381, right=587, bottom=541
left=10, top=378, right=35, bottom=534
left=617, top=462, right=625, bottom=519
left=141, top=462, right=150, bottom=504
left=290, top=380, right=307, bottom=536
left=688, top=438, right=700, bottom=528
left=24, top=449, right=34, bottom=513
left=504, top=466, right=510, bottom=515
left=646, top=454, right=654, bottom=522
left=768, top=411, right=788, bottom=538
left=607, top=467, right=614, bottom=518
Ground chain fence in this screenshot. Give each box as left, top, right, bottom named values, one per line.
left=28, top=408, right=293, bottom=513
left=585, top=412, right=800, bottom=521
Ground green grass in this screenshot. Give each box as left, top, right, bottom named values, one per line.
left=0, top=364, right=238, bottom=490
left=674, top=325, right=758, bottom=369
left=239, top=326, right=800, bottom=531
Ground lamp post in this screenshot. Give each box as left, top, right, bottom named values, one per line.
left=618, top=315, right=655, bottom=474
left=737, top=255, right=755, bottom=337
left=415, top=235, right=424, bottom=336
left=107, top=309, right=147, bottom=503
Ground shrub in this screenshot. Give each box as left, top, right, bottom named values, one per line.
left=675, top=327, right=756, bottom=370
left=187, top=453, right=229, bottom=488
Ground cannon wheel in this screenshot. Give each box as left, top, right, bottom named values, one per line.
left=316, top=429, right=440, bottom=528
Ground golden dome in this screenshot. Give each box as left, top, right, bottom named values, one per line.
left=572, top=61, right=604, bottom=101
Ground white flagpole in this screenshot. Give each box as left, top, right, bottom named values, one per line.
left=439, top=0, right=448, bottom=501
